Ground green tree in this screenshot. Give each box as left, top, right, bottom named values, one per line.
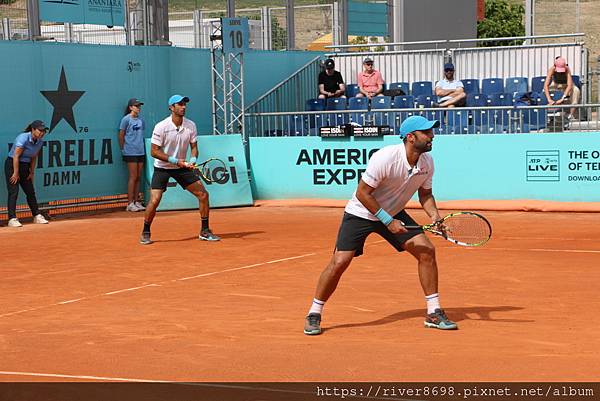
left=477, top=0, right=525, bottom=47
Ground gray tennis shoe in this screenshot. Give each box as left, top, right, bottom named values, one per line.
left=140, top=231, right=153, bottom=245
left=199, top=229, right=221, bottom=241
left=304, top=313, right=322, bottom=335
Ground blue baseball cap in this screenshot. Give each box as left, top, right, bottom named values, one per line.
left=399, top=115, right=440, bottom=137
left=168, top=94, right=190, bottom=106
left=444, top=63, right=455, bottom=71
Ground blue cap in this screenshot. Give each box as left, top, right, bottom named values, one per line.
left=399, top=115, right=440, bottom=137
left=444, top=63, right=455, bottom=71
left=168, top=94, right=190, bottom=106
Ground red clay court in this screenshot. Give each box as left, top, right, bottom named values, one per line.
left=0, top=205, right=599, bottom=382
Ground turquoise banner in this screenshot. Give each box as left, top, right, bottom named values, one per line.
left=39, top=0, right=125, bottom=26
left=0, top=41, right=317, bottom=209
left=144, top=135, right=253, bottom=210
left=249, top=133, right=600, bottom=202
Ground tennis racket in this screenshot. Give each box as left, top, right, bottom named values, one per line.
left=191, top=158, right=228, bottom=184
left=405, top=211, right=492, bottom=247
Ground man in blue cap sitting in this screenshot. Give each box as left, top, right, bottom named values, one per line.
left=303, top=115, right=458, bottom=336
left=434, top=63, right=466, bottom=108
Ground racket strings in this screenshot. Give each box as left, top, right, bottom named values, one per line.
left=442, top=214, right=491, bottom=244
left=201, top=159, right=228, bottom=183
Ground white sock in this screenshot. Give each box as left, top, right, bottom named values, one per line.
left=308, top=298, right=325, bottom=315
left=425, top=293, right=441, bottom=314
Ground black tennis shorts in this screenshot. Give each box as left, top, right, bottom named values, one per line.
left=151, top=167, right=200, bottom=191
left=122, top=155, right=146, bottom=163
left=335, top=210, right=424, bottom=257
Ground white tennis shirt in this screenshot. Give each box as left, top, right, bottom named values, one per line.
left=345, top=144, right=434, bottom=220
left=151, top=116, right=197, bottom=169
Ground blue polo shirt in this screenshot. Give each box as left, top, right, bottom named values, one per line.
left=119, top=115, right=146, bottom=156
left=8, top=132, right=44, bottom=163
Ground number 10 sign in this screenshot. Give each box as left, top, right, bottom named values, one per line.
left=221, top=18, right=249, bottom=54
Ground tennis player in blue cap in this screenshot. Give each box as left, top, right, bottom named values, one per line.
left=140, top=94, right=220, bottom=245
left=304, top=115, right=458, bottom=335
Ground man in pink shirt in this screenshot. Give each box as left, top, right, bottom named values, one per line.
left=356, top=57, right=384, bottom=99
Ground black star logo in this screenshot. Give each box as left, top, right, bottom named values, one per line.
left=41, top=66, right=85, bottom=133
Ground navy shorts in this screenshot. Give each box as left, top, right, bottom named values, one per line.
left=122, top=155, right=146, bottom=163
left=335, top=210, right=424, bottom=257
left=151, top=167, right=200, bottom=191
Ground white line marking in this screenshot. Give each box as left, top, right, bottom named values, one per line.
left=0, top=253, right=318, bottom=319
left=104, top=284, right=160, bottom=295
left=58, top=298, right=86, bottom=304
left=0, top=370, right=167, bottom=382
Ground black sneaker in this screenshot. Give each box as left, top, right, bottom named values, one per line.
left=140, top=231, right=153, bottom=245
left=424, top=308, right=458, bottom=330
left=304, top=313, right=322, bottom=335
left=199, top=229, right=221, bottom=241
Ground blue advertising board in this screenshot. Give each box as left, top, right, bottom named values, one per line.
left=249, top=134, right=600, bottom=202
left=144, top=135, right=253, bottom=210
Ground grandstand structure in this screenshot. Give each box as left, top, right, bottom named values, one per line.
left=245, top=33, right=599, bottom=139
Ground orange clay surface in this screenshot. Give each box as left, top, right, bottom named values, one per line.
left=0, top=205, right=599, bottom=382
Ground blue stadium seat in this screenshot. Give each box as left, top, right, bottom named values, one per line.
left=345, top=84, right=360, bottom=98
left=572, top=75, right=581, bottom=89
left=531, top=91, right=548, bottom=105
left=466, top=93, right=487, bottom=107
left=348, top=97, right=369, bottom=125
left=504, top=77, right=528, bottom=95
left=415, top=94, right=434, bottom=108
left=446, top=110, right=469, bottom=134
left=411, top=81, right=433, bottom=97
left=531, top=76, right=546, bottom=93
left=306, top=98, right=325, bottom=111
left=305, top=99, right=326, bottom=133
left=461, top=79, right=480, bottom=95
left=371, top=96, right=392, bottom=125
left=387, top=82, right=410, bottom=95
left=523, top=108, right=547, bottom=131
left=326, top=97, right=347, bottom=110
left=488, top=93, right=513, bottom=107
left=481, top=78, right=504, bottom=95
left=348, top=96, right=369, bottom=110
left=391, top=95, right=414, bottom=109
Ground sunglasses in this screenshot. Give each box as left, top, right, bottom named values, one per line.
left=365, top=62, right=374, bottom=66
left=444, top=69, right=454, bottom=72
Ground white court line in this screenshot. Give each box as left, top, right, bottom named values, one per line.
left=0, top=370, right=167, bottom=382
left=0, top=253, right=317, bottom=319
left=104, top=284, right=160, bottom=295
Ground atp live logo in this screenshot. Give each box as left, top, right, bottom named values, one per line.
left=526, top=150, right=560, bottom=181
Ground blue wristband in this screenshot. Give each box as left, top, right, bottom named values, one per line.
left=189, top=157, right=197, bottom=164
left=168, top=156, right=178, bottom=164
left=374, top=208, right=393, bottom=226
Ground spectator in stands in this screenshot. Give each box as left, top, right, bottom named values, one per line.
left=318, top=58, right=346, bottom=99
left=119, top=98, right=146, bottom=212
left=356, top=57, right=384, bottom=99
left=544, top=56, right=580, bottom=120
left=4, top=120, right=49, bottom=227
left=433, top=63, right=466, bottom=107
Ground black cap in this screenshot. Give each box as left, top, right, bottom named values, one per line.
left=127, top=98, right=144, bottom=107
left=324, top=58, right=335, bottom=69
left=31, top=120, right=48, bottom=131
